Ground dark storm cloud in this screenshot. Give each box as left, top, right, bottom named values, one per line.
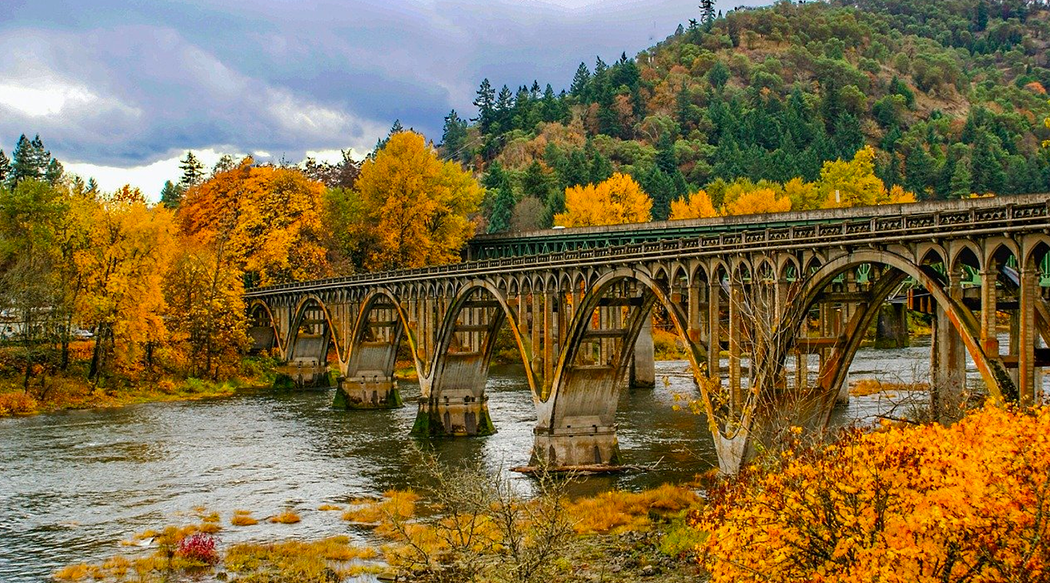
left=0, top=0, right=767, bottom=167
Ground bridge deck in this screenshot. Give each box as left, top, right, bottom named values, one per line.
left=246, top=194, right=1049, bottom=299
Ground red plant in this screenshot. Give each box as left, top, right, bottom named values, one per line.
left=175, top=533, right=218, bottom=564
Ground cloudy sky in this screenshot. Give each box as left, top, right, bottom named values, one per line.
left=0, top=0, right=766, bottom=196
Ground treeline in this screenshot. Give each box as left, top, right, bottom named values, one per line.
left=0, top=131, right=481, bottom=391
left=439, top=0, right=1050, bottom=231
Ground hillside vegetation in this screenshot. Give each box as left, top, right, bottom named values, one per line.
left=439, top=0, right=1050, bottom=230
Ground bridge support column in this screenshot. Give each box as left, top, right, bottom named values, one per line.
left=629, top=315, right=656, bottom=389
left=334, top=375, right=403, bottom=409
left=930, top=276, right=966, bottom=421
left=875, top=303, right=909, bottom=349
left=707, top=280, right=721, bottom=379
left=532, top=425, right=621, bottom=469
left=1019, top=268, right=1038, bottom=406
left=980, top=270, right=1000, bottom=356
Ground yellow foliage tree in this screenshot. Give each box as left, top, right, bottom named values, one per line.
left=77, top=189, right=178, bottom=380
left=782, top=177, right=821, bottom=211
left=1044, top=102, right=1049, bottom=147
left=178, top=158, right=330, bottom=287
left=554, top=172, right=652, bottom=227
left=817, top=146, right=888, bottom=208
left=693, top=405, right=1050, bottom=582
left=355, top=131, right=483, bottom=271
left=669, top=190, right=719, bottom=220
left=724, top=188, right=792, bottom=216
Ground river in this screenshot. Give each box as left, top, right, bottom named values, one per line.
left=0, top=339, right=1031, bottom=582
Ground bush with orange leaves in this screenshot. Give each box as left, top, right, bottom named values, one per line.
left=692, top=405, right=1050, bottom=582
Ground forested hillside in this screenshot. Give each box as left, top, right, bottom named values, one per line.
left=439, top=0, right=1050, bottom=231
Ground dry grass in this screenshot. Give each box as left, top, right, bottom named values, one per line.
left=850, top=379, right=929, bottom=397
left=269, top=509, right=301, bottom=524
left=318, top=503, right=342, bottom=511
left=225, top=536, right=379, bottom=581
left=342, top=489, right=418, bottom=525
left=231, top=510, right=258, bottom=526
left=566, top=484, right=700, bottom=534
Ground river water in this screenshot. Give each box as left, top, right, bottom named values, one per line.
left=0, top=339, right=1034, bottom=582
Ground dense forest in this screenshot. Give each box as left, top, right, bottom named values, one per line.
left=437, top=0, right=1050, bottom=230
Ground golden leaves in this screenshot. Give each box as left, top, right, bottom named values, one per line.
left=554, top=172, right=652, bottom=227
left=355, top=131, right=483, bottom=271
left=694, top=405, right=1050, bottom=582
left=669, top=189, right=719, bottom=220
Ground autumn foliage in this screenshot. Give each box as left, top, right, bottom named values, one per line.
left=355, top=131, right=482, bottom=271
left=554, top=172, right=652, bottom=227
left=693, top=405, right=1050, bottom=582
left=669, top=189, right=718, bottom=220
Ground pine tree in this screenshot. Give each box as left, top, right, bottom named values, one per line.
left=441, top=110, right=469, bottom=162
left=9, top=134, right=45, bottom=186
left=521, top=161, right=552, bottom=201
left=45, top=158, right=63, bottom=185
left=707, top=61, right=730, bottom=90
left=570, top=63, right=591, bottom=98
left=178, top=151, right=205, bottom=190
left=949, top=157, right=973, bottom=198
left=212, top=154, right=236, bottom=176
left=487, top=183, right=515, bottom=234
left=495, top=85, right=514, bottom=132
left=971, top=130, right=1006, bottom=194
left=160, top=180, right=184, bottom=209
left=700, top=0, right=716, bottom=28
left=473, top=79, right=496, bottom=134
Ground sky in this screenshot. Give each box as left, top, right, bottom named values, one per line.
left=0, top=0, right=768, bottom=197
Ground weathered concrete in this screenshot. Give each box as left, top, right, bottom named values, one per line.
left=875, top=303, right=909, bottom=349
left=629, top=316, right=656, bottom=389
left=333, top=375, right=403, bottom=409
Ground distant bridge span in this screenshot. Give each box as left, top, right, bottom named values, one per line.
left=246, top=193, right=1050, bottom=473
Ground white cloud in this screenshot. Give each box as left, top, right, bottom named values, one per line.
left=63, top=148, right=253, bottom=201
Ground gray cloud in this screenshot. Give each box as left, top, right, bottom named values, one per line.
left=0, top=0, right=768, bottom=167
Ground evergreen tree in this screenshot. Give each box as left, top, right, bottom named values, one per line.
left=487, top=183, right=515, bottom=234
left=9, top=134, right=44, bottom=186
left=441, top=110, right=469, bottom=162
left=0, top=150, right=9, bottom=185
left=642, top=166, right=677, bottom=221
left=160, top=180, right=183, bottom=209
left=86, top=178, right=99, bottom=195
left=971, top=130, right=1006, bottom=194
left=700, top=0, right=717, bottom=28
left=558, top=149, right=592, bottom=190
left=473, top=79, right=496, bottom=134
left=949, top=157, right=973, bottom=198
left=493, top=84, right=514, bottom=132
left=44, top=158, right=63, bottom=185
left=521, top=160, right=553, bottom=201
left=178, top=151, right=205, bottom=190
left=903, top=144, right=935, bottom=198
left=570, top=63, right=591, bottom=98
left=708, top=61, right=731, bottom=90
left=590, top=149, right=614, bottom=184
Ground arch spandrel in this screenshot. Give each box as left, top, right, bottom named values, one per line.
left=287, top=294, right=347, bottom=371
left=784, top=250, right=1011, bottom=402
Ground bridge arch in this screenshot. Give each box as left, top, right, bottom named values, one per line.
left=783, top=249, right=1010, bottom=402
left=286, top=294, right=346, bottom=372
left=247, top=300, right=285, bottom=357
left=535, top=266, right=717, bottom=467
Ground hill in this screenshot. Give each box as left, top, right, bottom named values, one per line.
left=438, top=0, right=1050, bottom=231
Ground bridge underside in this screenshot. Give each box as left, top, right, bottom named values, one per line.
left=246, top=197, right=1050, bottom=473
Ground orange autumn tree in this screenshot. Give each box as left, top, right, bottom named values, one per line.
left=178, top=158, right=330, bottom=287
left=669, top=189, right=719, bottom=220
left=693, top=405, right=1050, bottom=583
left=554, top=172, right=652, bottom=227
left=355, top=131, right=483, bottom=271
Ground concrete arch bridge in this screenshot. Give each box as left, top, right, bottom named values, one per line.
left=245, top=194, right=1050, bottom=473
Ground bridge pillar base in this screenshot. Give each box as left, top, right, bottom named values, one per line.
left=411, top=393, right=495, bottom=437
left=531, top=426, right=622, bottom=469
left=630, top=316, right=656, bottom=389
left=273, top=366, right=337, bottom=390
left=334, top=376, right=404, bottom=410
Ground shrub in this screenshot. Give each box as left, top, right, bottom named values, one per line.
left=175, top=533, right=218, bottom=565
left=0, top=391, right=38, bottom=416
left=270, top=509, right=301, bottom=524
left=693, top=405, right=1050, bottom=582
left=231, top=510, right=258, bottom=526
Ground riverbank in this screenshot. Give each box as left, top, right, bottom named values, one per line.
left=0, top=350, right=277, bottom=417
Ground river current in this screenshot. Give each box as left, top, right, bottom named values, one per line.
left=0, top=339, right=1031, bottom=582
